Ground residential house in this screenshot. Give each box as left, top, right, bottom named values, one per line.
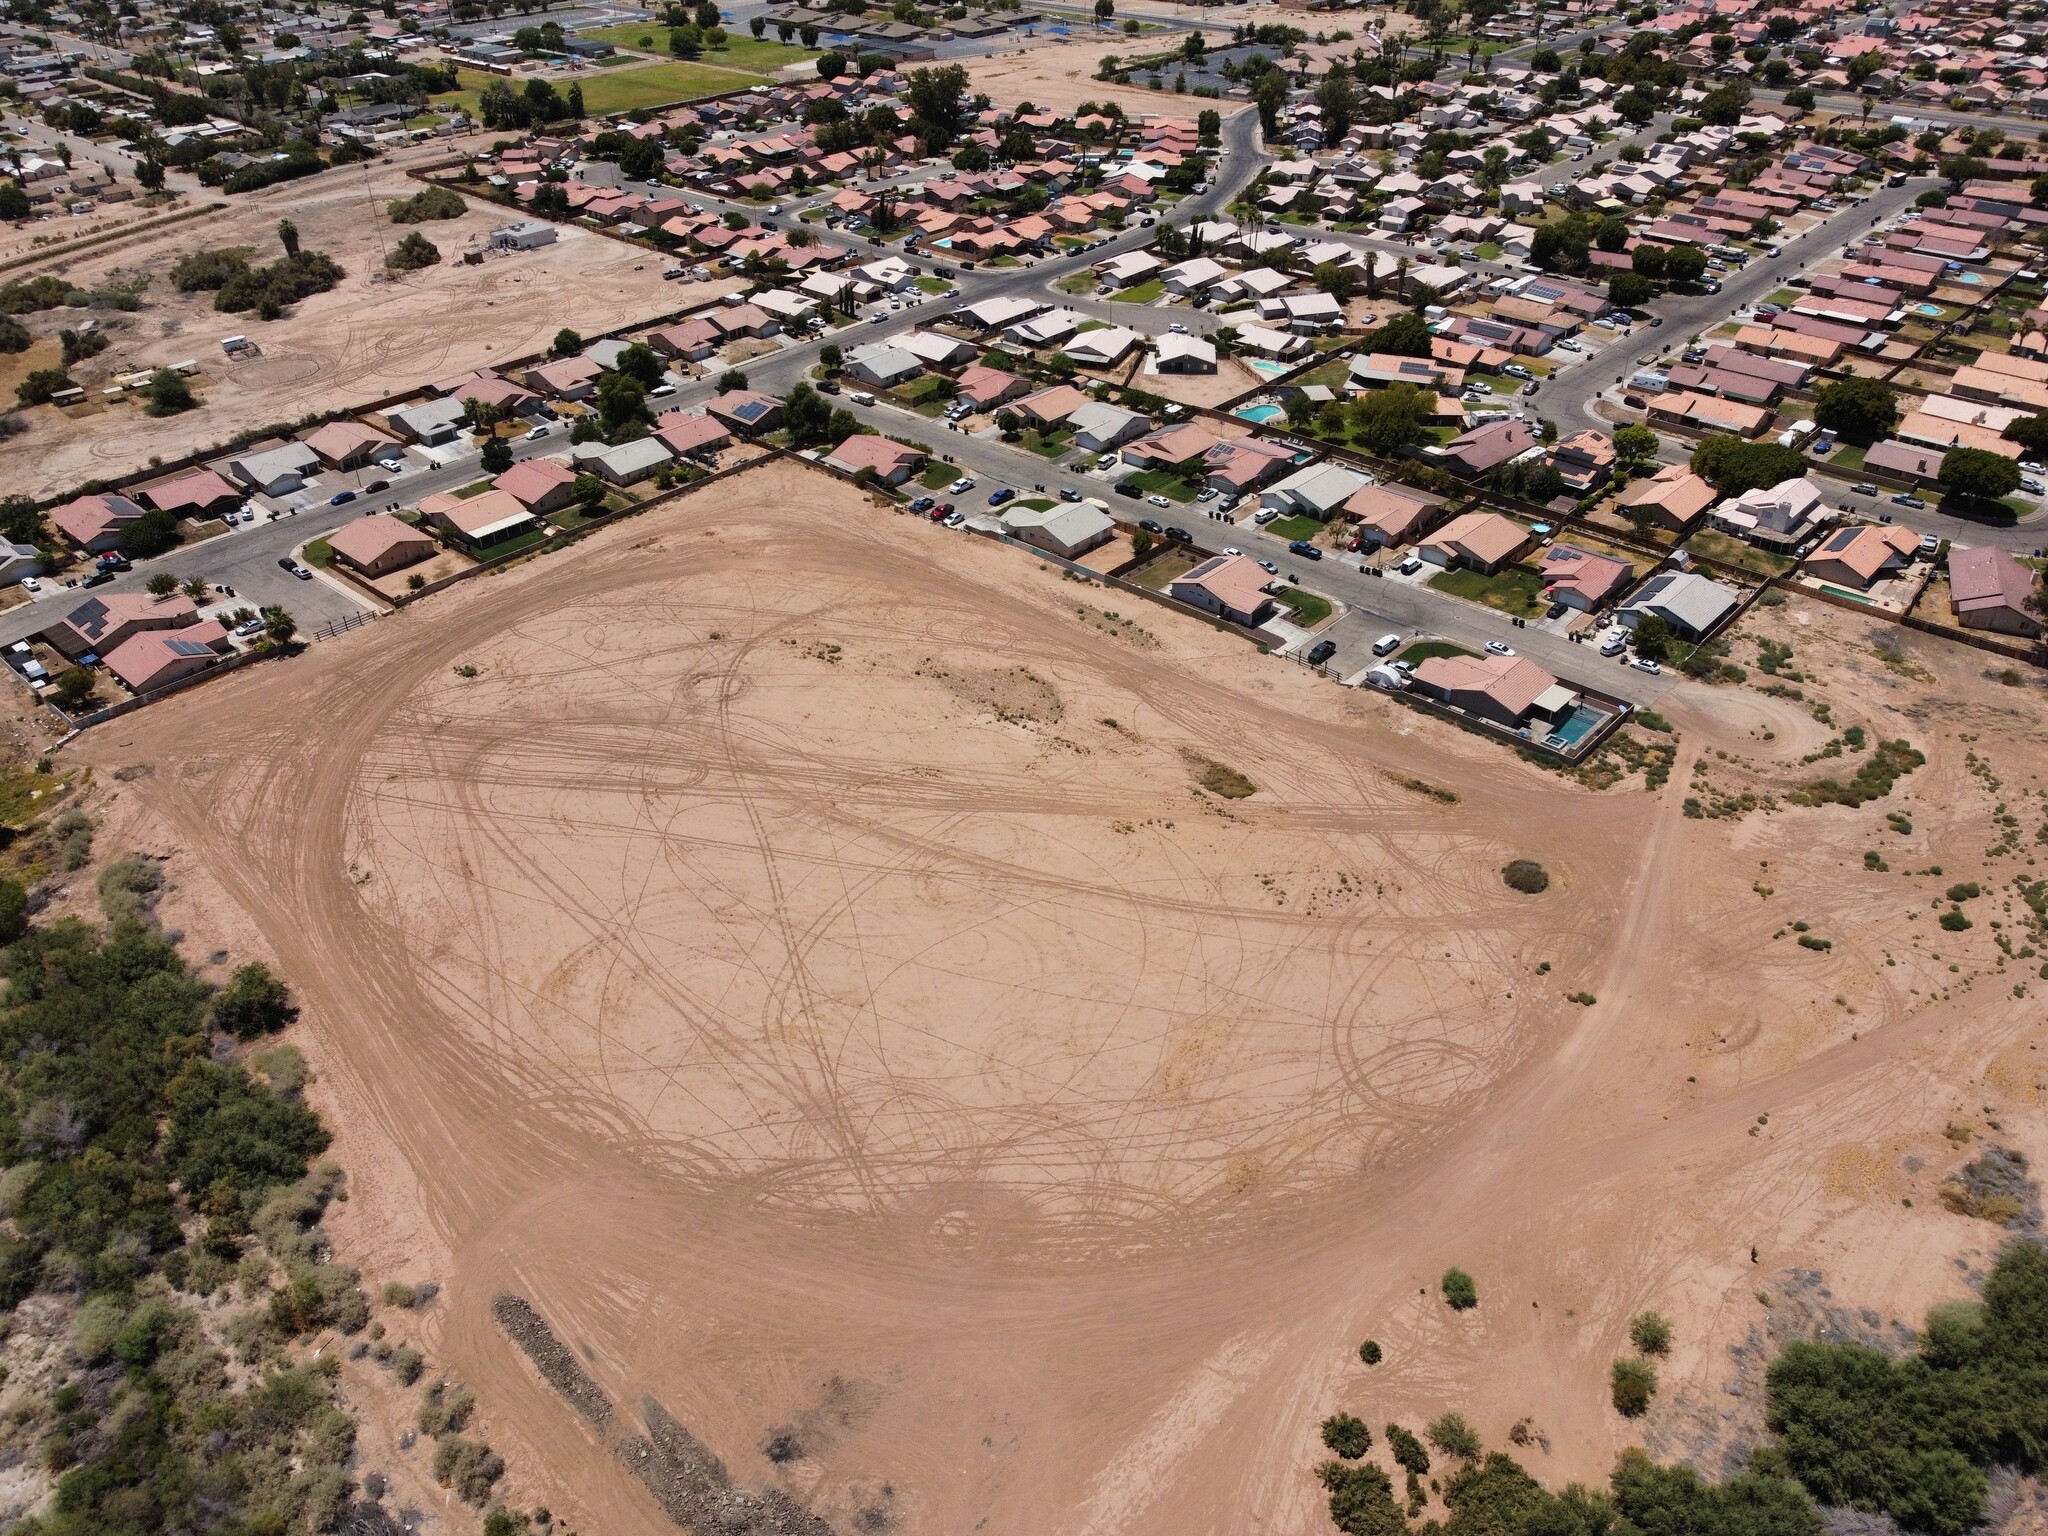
left=1437, top=420, right=1537, bottom=478
left=653, top=412, right=732, bottom=457
left=1122, top=424, right=1219, bottom=471
left=388, top=397, right=470, bottom=446
left=1862, top=438, right=1947, bottom=486
left=899, top=331, right=978, bottom=370
left=1646, top=390, right=1772, bottom=437
left=326, top=513, right=438, bottom=578
left=1345, top=483, right=1446, bottom=548
left=101, top=621, right=230, bottom=695
left=1420, top=511, right=1530, bottom=574
left=1260, top=461, right=1371, bottom=520
left=1712, top=475, right=1826, bottom=548
left=1169, top=554, right=1276, bottom=627
left=1946, top=545, right=2042, bottom=638
left=1065, top=326, right=1143, bottom=369
left=1203, top=438, right=1296, bottom=498
left=494, top=457, right=581, bottom=515
left=1548, top=431, right=1616, bottom=495
left=824, top=435, right=925, bottom=484
left=1001, top=501, right=1115, bottom=559
left=1155, top=333, right=1217, bottom=373
left=1801, top=523, right=1918, bottom=589
left=955, top=364, right=1027, bottom=412
left=137, top=469, right=241, bottom=521
left=521, top=355, right=605, bottom=402
left=1619, top=570, right=1742, bottom=641
left=1068, top=402, right=1151, bottom=454
left=224, top=441, right=321, bottom=497
left=50, top=492, right=144, bottom=553
left=705, top=389, right=784, bottom=436
left=844, top=342, right=924, bottom=389
left=422, top=487, right=539, bottom=550
left=47, top=591, right=199, bottom=661
left=1538, top=544, right=1633, bottom=611
left=1617, top=463, right=1717, bottom=534
left=570, top=438, right=673, bottom=486
left=1160, top=256, right=1229, bottom=295
left=1410, top=652, right=1574, bottom=730
left=1013, top=384, right=1090, bottom=430
left=301, top=420, right=400, bottom=472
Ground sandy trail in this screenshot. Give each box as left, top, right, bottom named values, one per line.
left=79, top=463, right=2045, bottom=1536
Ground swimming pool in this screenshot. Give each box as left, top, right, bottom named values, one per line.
left=1544, top=705, right=1605, bottom=751
left=1820, top=584, right=1877, bottom=604
left=1237, top=403, right=1283, bottom=423
left=1913, top=302, right=1946, bottom=318
left=1247, top=359, right=1291, bottom=378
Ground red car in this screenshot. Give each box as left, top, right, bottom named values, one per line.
left=930, top=501, right=953, bottom=521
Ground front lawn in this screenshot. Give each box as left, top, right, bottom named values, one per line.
left=919, top=462, right=959, bottom=490
left=1475, top=242, right=1502, bottom=260
left=1022, top=428, right=1072, bottom=457
left=1058, top=271, right=1099, bottom=294
left=302, top=537, right=332, bottom=567
left=1113, top=279, right=1166, bottom=304
left=1124, top=467, right=1201, bottom=502
left=915, top=276, right=950, bottom=295
left=1427, top=563, right=1548, bottom=617
left=1821, top=442, right=1865, bottom=472
left=1264, top=514, right=1324, bottom=542
left=1396, top=639, right=1477, bottom=664
left=1272, top=587, right=1333, bottom=626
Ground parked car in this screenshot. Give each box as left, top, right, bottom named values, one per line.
left=1147, top=494, right=1172, bottom=508
left=1253, top=508, right=1279, bottom=524
left=949, top=477, right=975, bottom=494
left=278, top=556, right=299, bottom=572
left=1599, top=631, right=1628, bottom=656
left=1305, top=639, right=1338, bottom=665
left=818, top=379, right=841, bottom=394
left=1397, top=556, right=1423, bottom=575
left=364, top=479, right=390, bottom=493
left=1165, top=526, right=1191, bottom=542
left=849, top=390, right=877, bottom=404
left=1057, top=486, right=1081, bottom=501
left=908, top=497, right=935, bottom=513
left=987, top=487, right=1015, bottom=506
left=1288, top=540, right=1322, bottom=560
left=82, top=570, right=116, bottom=589
left=1851, top=482, right=1879, bottom=496
left=1223, top=546, right=1244, bottom=557
left=1631, top=656, right=1662, bottom=673
left=943, top=511, right=966, bottom=528
left=1485, top=640, right=1515, bottom=656
left=233, top=617, right=267, bottom=638
left=1520, top=382, right=1538, bottom=397
left=1195, top=487, right=1217, bottom=502
left=1139, top=518, right=1164, bottom=533
left=1892, top=493, right=1927, bottom=509
left=329, top=490, right=357, bottom=506
left=17, top=576, right=39, bottom=593
left=291, top=563, right=313, bottom=580
left=1115, top=481, right=1143, bottom=498
left=1502, top=364, right=1532, bottom=380
left=524, top=424, right=550, bottom=440
left=1918, top=533, right=1942, bottom=556
left=1372, top=633, right=1401, bottom=656
left=1622, top=393, right=1647, bottom=409
left=96, top=555, right=131, bottom=572
left=1258, top=559, right=1278, bottom=574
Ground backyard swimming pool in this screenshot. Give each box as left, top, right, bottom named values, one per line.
left=1237, top=403, right=1283, bottom=423
left=1544, top=705, right=1606, bottom=751
left=1247, top=359, right=1291, bottom=378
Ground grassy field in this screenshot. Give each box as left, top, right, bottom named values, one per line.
left=1683, top=527, right=1795, bottom=576
left=1113, top=279, right=1166, bottom=305
left=1272, top=587, right=1333, bottom=627
left=1428, top=563, right=1548, bottom=617
left=433, top=60, right=762, bottom=116
left=1129, top=546, right=1205, bottom=591
left=575, top=26, right=819, bottom=74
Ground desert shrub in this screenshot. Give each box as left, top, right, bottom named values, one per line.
left=1612, top=1357, right=1657, bottom=1417
left=383, top=1281, right=418, bottom=1308
left=1789, top=739, right=1923, bottom=808
left=434, top=1435, right=506, bottom=1504
left=388, top=185, right=467, bottom=222
left=418, top=1379, right=476, bottom=1437
left=1945, top=883, right=1980, bottom=903
left=1428, top=1411, right=1482, bottom=1461
left=1359, top=1339, right=1383, bottom=1365
left=1387, top=1423, right=1430, bottom=1476
left=170, top=246, right=255, bottom=291
left=1320, top=1459, right=1405, bottom=1536
left=1630, top=1312, right=1672, bottom=1356
left=1939, top=909, right=1971, bottom=932
left=215, top=250, right=346, bottom=316
left=51, top=807, right=93, bottom=870
left=212, top=960, right=299, bottom=1039
left=387, top=231, right=441, bottom=271
left=1323, top=1412, right=1372, bottom=1459
left=0, top=878, right=25, bottom=946
left=1610, top=1449, right=1822, bottom=1536
left=1502, top=860, right=1549, bottom=894
left=1442, top=1268, right=1479, bottom=1310
left=96, top=856, right=161, bottom=925
left=252, top=1044, right=307, bottom=1096
left=391, top=1345, right=424, bottom=1384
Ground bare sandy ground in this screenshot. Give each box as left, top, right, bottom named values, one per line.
left=2, top=152, right=704, bottom=499
left=76, top=464, right=2047, bottom=1536
left=966, top=39, right=1254, bottom=118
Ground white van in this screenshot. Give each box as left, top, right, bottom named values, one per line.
left=1372, top=633, right=1402, bottom=657
left=849, top=390, right=876, bottom=405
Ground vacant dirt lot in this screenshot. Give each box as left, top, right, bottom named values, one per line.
left=77, top=464, right=2047, bottom=1536
left=2, top=152, right=702, bottom=499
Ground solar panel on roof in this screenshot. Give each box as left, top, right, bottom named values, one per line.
left=1824, top=528, right=1859, bottom=552
left=166, top=639, right=215, bottom=657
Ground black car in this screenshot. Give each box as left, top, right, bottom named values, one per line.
left=817, top=379, right=841, bottom=394
left=278, top=556, right=298, bottom=572
left=1138, top=518, right=1164, bottom=533
left=1164, top=526, right=1191, bottom=542
left=364, top=479, right=390, bottom=493
left=82, top=569, right=116, bottom=588
left=1305, top=639, right=1338, bottom=665
left=96, top=556, right=132, bottom=572
left=1115, top=481, right=1143, bottom=498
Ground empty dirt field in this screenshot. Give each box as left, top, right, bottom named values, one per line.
left=1, top=152, right=702, bottom=499
left=76, top=460, right=2048, bottom=1536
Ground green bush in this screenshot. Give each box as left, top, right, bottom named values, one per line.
left=1427, top=1411, right=1482, bottom=1460
left=1442, top=1268, right=1478, bottom=1310
left=388, top=185, right=468, bottom=223
left=1322, top=1412, right=1372, bottom=1459
left=1386, top=1423, right=1430, bottom=1476
left=1502, top=860, right=1550, bottom=894
left=434, top=1435, right=506, bottom=1504
left=1359, top=1339, right=1383, bottom=1365
left=1940, top=908, right=1972, bottom=932
left=213, top=961, right=299, bottom=1039
left=418, top=1379, right=477, bottom=1437
left=1630, top=1311, right=1672, bottom=1355
left=1612, top=1357, right=1657, bottom=1416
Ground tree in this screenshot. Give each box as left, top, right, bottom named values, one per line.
left=0, top=877, right=25, bottom=945
left=1939, top=446, right=2020, bottom=503
left=212, top=962, right=299, bottom=1040
left=51, top=667, right=96, bottom=711
left=136, top=158, right=166, bottom=192
left=2000, top=413, right=2048, bottom=455
left=143, top=368, right=195, bottom=416
left=1813, top=377, right=1899, bottom=444
left=1631, top=613, right=1673, bottom=662
left=1368, top=311, right=1432, bottom=358
left=1351, top=383, right=1434, bottom=455
left=553, top=327, right=583, bottom=358
left=816, top=48, right=843, bottom=77
left=1322, top=1414, right=1372, bottom=1460
left=1630, top=1312, right=1672, bottom=1355
left=277, top=218, right=300, bottom=257
left=1614, top=424, right=1659, bottom=468
left=750, top=15, right=766, bottom=36
left=0, top=180, right=31, bottom=220
left=480, top=435, right=514, bottom=473
left=952, top=143, right=991, bottom=173
left=262, top=605, right=297, bottom=647
left=782, top=382, right=836, bottom=447
left=1608, top=271, right=1658, bottom=309
left=1690, top=435, right=1805, bottom=496
left=1253, top=68, right=1289, bottom=136
left=1631, top=244, right=1668, bottom=280
left=616, top=342, right=665, bottom=390
left=1442, top=1267, right=1478, bottom=1310
left=387, top=232, right=441, bottom=271
left=15, top=368, right=73, bottom=407
left=124, top=508, right=182, bottom=558
left=1198, top=108, right=1221, bottom=144
left=1315, top=262, right=1357, bottom=302
left=0, top=495, right=49, bottom=549
left=1094, top=0, right=1113, bottom=18
left=1939, top=155, right=1987, bottom=191
left=566, top=81, right=584, bottom=119
left=181, top=576, right=210, bottom=603
left=905, top=64, right=969, bottom=148
left=597, top=372, right=650, bottom=439
left=717, top=369, right=749, bottom=393
left=1663, top=244, right=1709, bottom=285
left=1427, top=1412, right=1482, bottom=1461
left=147, top=572, right=179, bottom=597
